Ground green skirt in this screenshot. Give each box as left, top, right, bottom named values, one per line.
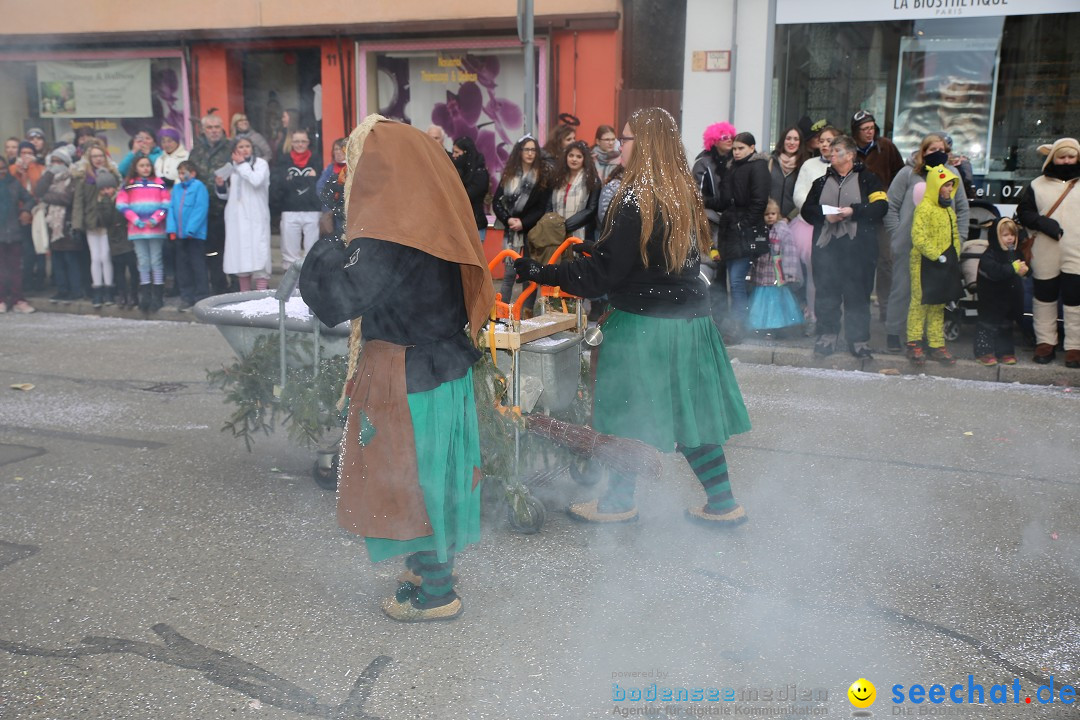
left=593, top=310, right=751, bottom=452
left=365, top=369, right=483, bottom=564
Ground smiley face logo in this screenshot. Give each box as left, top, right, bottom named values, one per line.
left=848, top=678, right=876, bottom=708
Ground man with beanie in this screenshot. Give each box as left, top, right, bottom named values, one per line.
left=852, top=110, right=905, bottom=324
left=25, top=128, right=47, bottom=164
left=189, top=114, right=231, bottom=294
left=300, top=116, right=494, bottom=622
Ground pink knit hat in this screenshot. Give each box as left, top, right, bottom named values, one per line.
left=703, top=122, right=736, bottom=150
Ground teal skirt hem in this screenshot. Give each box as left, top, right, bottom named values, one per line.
left=364, top=369, right=483, bottom=564
left=592, top=310, right=751, bottom=452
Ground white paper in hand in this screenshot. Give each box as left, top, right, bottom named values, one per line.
left=214, top=164, right=233, bottom=181
left=821, top=204, right=842, bottom=216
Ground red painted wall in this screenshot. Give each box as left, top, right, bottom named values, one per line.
left=549, top=29, right=620, bottom=144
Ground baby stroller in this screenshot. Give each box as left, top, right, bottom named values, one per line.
left=945, top=200, right=1001, bottom=341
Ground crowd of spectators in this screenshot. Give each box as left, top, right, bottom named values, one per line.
left=2, top=107, right=1075, bottom=371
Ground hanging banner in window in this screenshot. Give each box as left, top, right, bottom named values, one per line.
left=777, top=0, right=1077, bottom=24
left=892, top=36, right=999, bottom=174
left=373, top=48, right=534, bottom=194
left=37, top=59, right=152, bottom=118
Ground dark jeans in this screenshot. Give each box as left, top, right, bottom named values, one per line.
left=812, top=234, right=876, bottom=344
left=21, top=234, right=46, bottom=290
left=52, top=249, right=83, bottom=299
left=175, top=237, right=209, bottom=304
left=112, top=251, right=138, bottom=297
left=205, top=212, right=228, bottom=294
left=0, top=242, right=24, bottom=305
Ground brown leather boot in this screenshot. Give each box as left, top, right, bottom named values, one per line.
left=1033, top=343, right=1056, bottom=365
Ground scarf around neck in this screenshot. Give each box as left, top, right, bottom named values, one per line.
left=777, top=152, right=798, bottom=175
left=290, top=148, right=312, bottom=168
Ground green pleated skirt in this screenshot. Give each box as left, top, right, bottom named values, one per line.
left=365, top=369, right=483, bottom=564
left=593, top=310, right=751, bottom=452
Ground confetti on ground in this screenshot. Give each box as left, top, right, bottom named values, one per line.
left=878, top=368, right=900, bottom=376
left=9, top=384, right=34, bottom=391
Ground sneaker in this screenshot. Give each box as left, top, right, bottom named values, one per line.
left=929, top=346, right=956, bottom=365
left=999, top=355, right=1017, bottom=365
left=12, top=301, right=35, bottom=314
left=686, top=503, right=748, bottom=528
left=885, top=334, right=903, bottom=353
left=48, top=294, right=64, bottom=304
left=566, top=499, right=638, bottom=524
left=177, top=301, right=194, bottom=312
left=907, top=342, right=926, bottom=366
left=976, top=355, right=998, bottom=366
left=0, top=302, right=6, bottom=313
left=1066, top=350, right=1080, bottom=369
left=1033, top=343, right=1056, bottom=364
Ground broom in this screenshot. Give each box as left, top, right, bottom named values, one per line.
left=523, top=414, right=663, bottom=479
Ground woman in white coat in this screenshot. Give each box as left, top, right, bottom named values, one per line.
left=215, top=137, right=271, bottom=291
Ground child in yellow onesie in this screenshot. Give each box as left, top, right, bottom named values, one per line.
left=907, top=164, right=962, bottom=365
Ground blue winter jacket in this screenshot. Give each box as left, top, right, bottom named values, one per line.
left=166, top=178, right=209, bottom=240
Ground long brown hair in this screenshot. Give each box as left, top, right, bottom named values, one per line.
left=499, top=135, right=548, bottom=190
left=553, top=140, right=600, bottom=194
left=605, top=107, right=710, bottom=272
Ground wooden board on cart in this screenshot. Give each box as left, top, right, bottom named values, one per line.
left=491, top=312, right=579, bottom=350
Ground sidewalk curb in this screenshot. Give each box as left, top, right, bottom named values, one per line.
left=728, top=343, right=1078, bottom=387
left=24, top=299, right=1079, bottom=388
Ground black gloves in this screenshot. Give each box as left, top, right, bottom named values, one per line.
left=514, top=256, right=546, bottom=284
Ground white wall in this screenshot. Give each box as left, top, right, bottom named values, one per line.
left=681, top=0, right=776, bottom=158
left=730, top=0, right=774, bottom=149
left=681, top=0, right=734, bottom=159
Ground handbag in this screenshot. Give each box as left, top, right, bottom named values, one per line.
left=525, top=211, right=566, bottom=264
left=741, top=222, right=770, bottom=258
left=920, top=243, right=963, bottom=305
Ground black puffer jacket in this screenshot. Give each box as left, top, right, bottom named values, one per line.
left=717, top=152, right=770, bottom=260
left=976, top=218, right=1025, bottom=323
left=453, top=137, right=490, bottom=231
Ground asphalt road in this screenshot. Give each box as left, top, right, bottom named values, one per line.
left=0, top=313, right=1077, bottom=720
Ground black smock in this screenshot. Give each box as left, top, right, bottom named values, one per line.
left=299, top=236, right=481, bottom=393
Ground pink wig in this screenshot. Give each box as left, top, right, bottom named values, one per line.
left=703, top=122, right=737, bottom=150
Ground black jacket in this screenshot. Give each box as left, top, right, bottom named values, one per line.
left=272, top=152, right=323, bottom=214
left=976, top=218, right=1024, bottom=323
left=801, top=162, right=888, bottom=258
left=717, top=153, right=770, bottom=260
left=492, top=177, right=547, bottom=236
left=299, top=236, right=481, bottom=393
left=535, top=193, right=708, bottom=318
left=453, top=138, right=490, bottom=231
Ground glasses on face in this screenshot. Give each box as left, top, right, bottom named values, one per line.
left=600, top=136, right=617, bottom=144
left=718, top=134, right=734, bottom=142
left=619, top=135, right=635, bottom=143
left=521, top=147, right=537, bottom=154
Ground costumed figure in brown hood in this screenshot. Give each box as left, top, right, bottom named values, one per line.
left=299, top=115, right=494, bottom=622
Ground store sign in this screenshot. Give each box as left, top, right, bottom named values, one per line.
left=777, top=0, right=1077, bottom=24
left=374, top=49, right=532, bottom=194
left=36, top=59, right=152, bottom=118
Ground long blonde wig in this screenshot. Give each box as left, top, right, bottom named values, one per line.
left=337, top=114, right=388, bottom=411
left=603, top=107, right=711, bottom=272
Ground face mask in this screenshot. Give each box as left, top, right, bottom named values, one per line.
left=923, top=150, right=949, bottom=168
